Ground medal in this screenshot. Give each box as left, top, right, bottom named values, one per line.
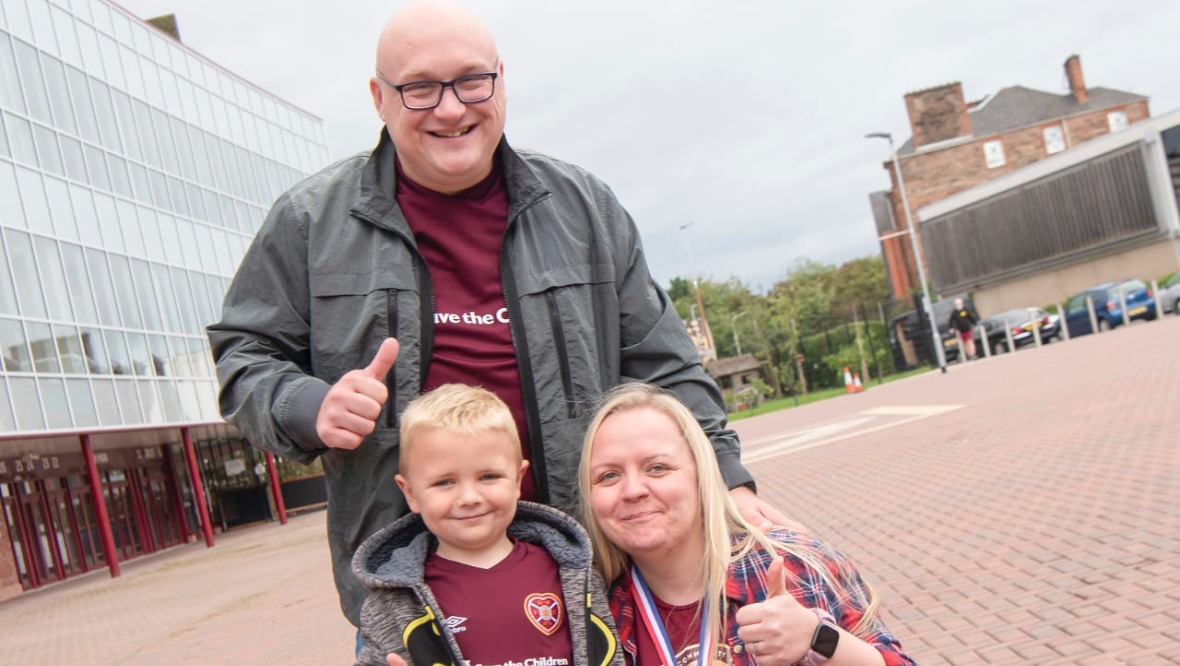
left=629, top=565, right=719, bottom=666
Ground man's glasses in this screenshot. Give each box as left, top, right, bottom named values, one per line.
left=375, top=70, right=499, bottom=110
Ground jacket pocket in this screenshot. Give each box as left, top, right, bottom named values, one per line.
left=308, top=268, right=416, bottom=385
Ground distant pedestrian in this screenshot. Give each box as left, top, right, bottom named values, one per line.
left=948, top=298, right=979, bottom=360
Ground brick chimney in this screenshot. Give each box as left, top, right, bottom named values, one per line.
left=904, top=82, right=973, bottom=149
left=1064, top=54, right=1088, bottom=104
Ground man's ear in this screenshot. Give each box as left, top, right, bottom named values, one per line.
left=396, top=473, right=419, bottom=513
left=370, top=77, right=385, bottom=120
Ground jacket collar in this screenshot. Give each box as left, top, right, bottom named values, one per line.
left=351, top=129, right=549, bottom=232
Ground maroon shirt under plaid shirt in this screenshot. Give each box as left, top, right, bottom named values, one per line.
left=608, top=529, right=914, bottom=666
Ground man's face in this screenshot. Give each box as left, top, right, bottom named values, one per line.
left=371, top=25, right=506, bottom=194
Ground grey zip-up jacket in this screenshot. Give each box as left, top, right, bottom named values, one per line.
left=207, top=130, right=751, bottom=626
left=352, top=502, right=623, bottom=666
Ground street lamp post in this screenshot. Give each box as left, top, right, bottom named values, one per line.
left=866, top=132, right=947, bottom=373
left=731, top=311, right=749, bottom=356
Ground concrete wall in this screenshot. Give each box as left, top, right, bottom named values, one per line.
left=972, top=237, right=1180, bottom=315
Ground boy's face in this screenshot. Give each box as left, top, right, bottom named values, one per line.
left=396, top=428, right=526, bottom=564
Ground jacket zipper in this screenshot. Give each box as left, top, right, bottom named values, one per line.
left=545, top=291, right=576, bottom=420
left=385, top=289, right=398, bottom=428
left=501, top=191, right=552, bottom=504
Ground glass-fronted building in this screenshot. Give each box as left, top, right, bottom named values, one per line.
left=0, top=0, right=330, bottom=600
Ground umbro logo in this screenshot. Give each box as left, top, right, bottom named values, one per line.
left=442, top=615, right=468, bottom=634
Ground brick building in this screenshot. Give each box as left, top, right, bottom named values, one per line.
left=871, top=55, right=1150, bottom=300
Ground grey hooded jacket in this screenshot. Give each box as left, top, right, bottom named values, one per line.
left=207, top=131, right=751, bottom=626
left=352, top=502, right=623, bottom=666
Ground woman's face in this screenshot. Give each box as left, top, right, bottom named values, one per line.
left=586, top=406, right=703, bottom=562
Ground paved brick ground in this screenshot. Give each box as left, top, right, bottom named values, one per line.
left=1, top=316, right=1177, bottom=664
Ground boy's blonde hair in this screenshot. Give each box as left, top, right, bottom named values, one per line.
left=398, top=384, right=520, bottom=474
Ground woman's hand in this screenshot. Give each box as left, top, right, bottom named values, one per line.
left=734, top=556, right=818, bottom=665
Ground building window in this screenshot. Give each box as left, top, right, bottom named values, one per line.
left=983, top=140, right=1006, bottom=169
left=1107, top=110, right=1129, bottom=133
left=1043, top=125, right=1066, bottom=154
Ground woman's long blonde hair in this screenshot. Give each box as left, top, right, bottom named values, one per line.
left=579, top=383, right=883, bottom=648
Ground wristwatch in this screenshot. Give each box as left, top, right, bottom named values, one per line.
left=799, top=608, right=840, bottom=665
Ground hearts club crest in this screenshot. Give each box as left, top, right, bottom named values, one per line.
left=524, top=592, right=564, bottom=636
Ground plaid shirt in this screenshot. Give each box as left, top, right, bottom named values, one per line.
left=608, top=530, right=914, bottom=666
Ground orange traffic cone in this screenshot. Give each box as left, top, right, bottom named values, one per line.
left=853, top=372, right=864, bottom=393
left=842, top=367, right=854, bottom=394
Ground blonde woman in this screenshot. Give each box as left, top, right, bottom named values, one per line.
left=580, top=383, right=914, bottom=666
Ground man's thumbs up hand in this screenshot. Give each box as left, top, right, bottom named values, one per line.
left=316, top=338, right=399, bottom=450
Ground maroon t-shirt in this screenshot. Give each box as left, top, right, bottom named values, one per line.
left=396, top=162, right=535, bottom=500
left=425, top=540, right=574, bottom=664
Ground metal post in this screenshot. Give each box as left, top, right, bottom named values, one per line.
left=731, top=311, right=748, bottom=356
left=978, top=324, right=990, bottom=358
left=1119, top=289, right=1129, bottom=327
left=181, top=427, right=215, bottom=547
left=1030, top=308, right=1042, bottom=347
left=867, top=132, right=946, bottom=374
left=1086, top=296, right=1099, bottom=334
left=1004, top=318, right=1015, bottom=352
left=80, top=434, right=120, bottom=578
left=1058, top=303, right=1070, bottom=341
left=1151, top=279, right=1163, bottom=319
left=265, top=452, right=287, bottom=525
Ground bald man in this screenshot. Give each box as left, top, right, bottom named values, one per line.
left=209, top=0, right=790, bottom=631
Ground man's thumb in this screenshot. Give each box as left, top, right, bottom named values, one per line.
left=364, top=338, right=399, bottom=380
left=766, top=555, right=789, bottom=598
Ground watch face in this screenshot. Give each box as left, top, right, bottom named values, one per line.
left=813, top=622, right=840, bottom=659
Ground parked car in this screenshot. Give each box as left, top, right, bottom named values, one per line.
left=1064, top=278, right=1157, bottom=337
left=1159, top=272, right=1180, bottom=315
left=976, top=307, right=1062, bottom=354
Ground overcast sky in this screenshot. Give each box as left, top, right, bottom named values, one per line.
left=113, top=0, right=1180, bottom=293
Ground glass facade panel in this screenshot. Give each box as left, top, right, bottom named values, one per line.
left=107, top=254, right=142, bottom=328
left=43, top=176, right=79, bottom=241
left=0, top=161, right=27, bottom=229
left=67, top=377, right=98, bottom=427
left=9, top=376, right=46, bottom=430
left=27, top=320, right=59, bottom=372
left=0, top=243, right=19, bottom=316
left=16, top=166, right=52, bottom=234
left=126, top=331, right=150, bottom=375
left=32, top=124, right=64, bottom=177
left=84, top=247, right=120, bottom=325
left=70, top=184, right=102, bottom=246
left=40, top=376, right=71, bottom=428
left=6, top=229, right=48, bottom=317
left=53, top=324, right=86, bottom=373
left=92, top=377, right=120, bottom=426
left=93, top=191, right=122, bottom=251
left=0, top=318, right=33, bottom=371
left=80, top=326, right=108, bottom=374
left=115, top=377, right=141, bottom=423
left=59, top=243, right=97, bottom=323
left=129, top=259, right=160, bottom=329
left=7, top=112, right=39, bottom=166
left=59, top=134, right=86, bottom=181
left=33, top=235, right=72, bottom=320
left=0, top=380, right=16, bottom=431
left=65, top=65, right=100, bottom=145
left=0, top=33, right=30, bottom=114
left=41, top=55, right=76, bottom=134
left=2, top=0, right=329, bottom=436
left=14, top=38, right=53, bottom=125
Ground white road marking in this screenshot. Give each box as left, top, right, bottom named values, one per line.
left=742, top=405, right=964, bottom=463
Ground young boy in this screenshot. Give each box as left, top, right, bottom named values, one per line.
left=352, top=384, right=621, bottom=666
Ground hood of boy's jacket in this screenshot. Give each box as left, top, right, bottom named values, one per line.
left=352, top=501, right=593, bottom=589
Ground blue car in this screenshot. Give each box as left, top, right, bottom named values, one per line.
left=1064, top=278, right=1157, bottom=337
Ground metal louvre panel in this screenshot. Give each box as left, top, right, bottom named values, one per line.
left=924, top=145, right=1160, bottom=292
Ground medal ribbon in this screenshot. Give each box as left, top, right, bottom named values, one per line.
left=629, top=565, right=717, bottom=666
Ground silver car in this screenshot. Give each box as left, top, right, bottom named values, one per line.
left=1160, top=273, right=1180, bottom=315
